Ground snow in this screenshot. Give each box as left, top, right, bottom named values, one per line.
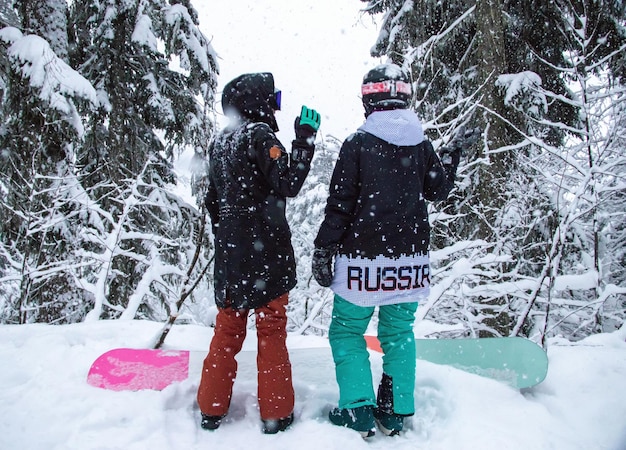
left=2, top=2, right=626, bottom=449
left=132, top=14, right=158, bottom=51
left=196, top=1, right=381, bottom=144
left=0, top=27, right=98, bottom=135
left=496, top=71, right=547, bottom=117
left=553, top=271, right=599, bottom=292
left=0, top=320, right=625, bottom=449
left=0, top=28, right=97, bottom=108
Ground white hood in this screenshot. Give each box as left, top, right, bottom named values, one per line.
left=358, top=109, right=424, bottom=146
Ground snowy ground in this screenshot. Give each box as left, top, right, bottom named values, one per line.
left=0, top=320, right=625, bottom=450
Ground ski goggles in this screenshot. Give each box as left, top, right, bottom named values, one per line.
left=270, top=89, right=282, bottom=111
left=361, top=79, right=412, bottom=97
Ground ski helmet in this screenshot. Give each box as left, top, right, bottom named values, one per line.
left=222, top=72, right=280, bottom=131
left=361, top=64, right=412, bottom=116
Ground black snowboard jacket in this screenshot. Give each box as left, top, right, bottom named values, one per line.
left=205, top=73, right=314, bottom=309
left=314, top=111, right=455, bottom=262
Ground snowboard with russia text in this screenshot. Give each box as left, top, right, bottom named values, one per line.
left=87, top=336, right=547, bottom=391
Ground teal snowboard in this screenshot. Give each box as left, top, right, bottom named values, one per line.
left=88, top=336, right=547, bottom=392
left=366, top=335, right=548, bottom=389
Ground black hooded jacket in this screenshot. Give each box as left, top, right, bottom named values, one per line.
left=205, top=73, right=314, bottom=309
left=314, top=109, right=455, bottom=306
left=314, top=131, right=453, bottom=258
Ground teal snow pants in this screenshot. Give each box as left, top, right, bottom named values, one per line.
left=328, top=295, right=418, bottom=415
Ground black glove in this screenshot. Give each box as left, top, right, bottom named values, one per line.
left=292, top=106, right=321, bottom=162
left=438, top=125, right=482, bottom=167
left=438, top=145, right=461, bottom=168
left=312, top=247, right=335, bottom=287
left=294, top=105, right=321, bottom=141
left=450, top=125, right=481, bottom=154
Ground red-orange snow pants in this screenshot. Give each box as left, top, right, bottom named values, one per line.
left=196, top=293, right=294, bottom=420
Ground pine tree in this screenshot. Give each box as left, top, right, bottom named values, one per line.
left=65, top=0, right=218, bottom=319
left=0, top=0, right=18, bottom=28
left=20, top=0, right=68, bottom=61
left=69, top=0, right=217, bottom=191
left=0, top=19, right=98, bottom=323
left=511, top=0, right=626, bottom=340
left=0, top=0, right=218, bottom=323
left=286, top=138, right=340, bottom=334
left=360, top=0, right=626, bottom=338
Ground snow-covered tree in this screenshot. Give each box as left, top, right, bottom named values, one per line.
left=69, top=0, right=218, bottom=189
left=510, top=1, right=626, bottom=341
left=286, top=137, right=341, bottom=335
left=0, top=0, right=18, bottom=28
left=0, top=27, right=98, bottom=323
left=60, top=0, right=219, bottom=319
left=360, top=0, right=626, bottom=339
left=75, top=159, right=204, bottom=322
left=20, top=0, right=68, bottom=61
left=0, top=0, right=219, bottom=324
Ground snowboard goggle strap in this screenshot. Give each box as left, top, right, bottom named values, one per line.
left=362, top=80, right=412, bottom=97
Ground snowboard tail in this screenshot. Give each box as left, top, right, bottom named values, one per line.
left=367, top=335, right=548, bottom=389
left=88, top=348, right=190, bottom=391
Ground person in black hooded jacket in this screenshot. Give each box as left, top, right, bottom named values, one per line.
left=312, top=64, right=478, bottom=437
left=196, top=72, right=320, bottom=434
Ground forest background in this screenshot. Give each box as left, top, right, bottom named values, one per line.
left=0, top=0, right=624, bottom=347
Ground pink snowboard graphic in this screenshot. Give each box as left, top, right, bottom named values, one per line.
left=87, top=348, right=190, bottom=391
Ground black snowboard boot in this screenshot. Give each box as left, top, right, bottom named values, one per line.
left=328, top=405, right=376, bottom=438
left=375, top=373, right=404, bottom=436
left=262, top=412, right=294, bottom=434
left=200, top=413, right=224, bottom=431
left=374, top=409, right=404, bottom=436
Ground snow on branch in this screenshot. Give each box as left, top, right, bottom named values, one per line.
left=132, top=14, right=158, bottom=52
left=496, top=71, right=547, bottom=118
left=1, top=28, right=97, bottom=107
left=0, top=27, right=98, bottom=135
left=164, top=4, right=219, bottom=75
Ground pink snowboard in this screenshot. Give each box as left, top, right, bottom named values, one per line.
left=87, top=347, right=336, bottom=392
left=87, top=348, right=190, bottom=391
left=87, top=340, right=380, bottom=392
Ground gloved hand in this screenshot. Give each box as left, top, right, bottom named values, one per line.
left=438, top=145, right=461, bottom=167
left=294, top=105, right=321, bottom=141
left=312, top=247, right=335, bottom=287
left=450, top=125, right=481, bottom=154
left=292, top=106, right=321, bottom=162
left=438, top=125, right=482, bottom=166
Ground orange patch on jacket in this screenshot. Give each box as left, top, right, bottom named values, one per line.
left=269, top=145, right=282, bottom=160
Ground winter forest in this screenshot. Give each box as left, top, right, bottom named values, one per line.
left=0, top=0, right=624, bottom=347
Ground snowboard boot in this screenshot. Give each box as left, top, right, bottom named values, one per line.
left=200, top=413, right=224, bottom=431
left=374, top=409, right=404, bottom=436
left=328, top=405, right=376, bottom=438
left=262, top=412, right=294, bottom=434
left=375, top=373, right=403, bottom=436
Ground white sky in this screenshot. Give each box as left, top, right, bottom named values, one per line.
left=196, top=1, right=383, bottom=143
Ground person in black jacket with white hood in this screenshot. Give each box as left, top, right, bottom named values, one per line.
left=197, top=72, right=320, bottom=434
left=312, top=63, right=473, bottom=437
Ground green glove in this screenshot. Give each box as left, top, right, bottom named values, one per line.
left=298, top=105, right=321, bottom=131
